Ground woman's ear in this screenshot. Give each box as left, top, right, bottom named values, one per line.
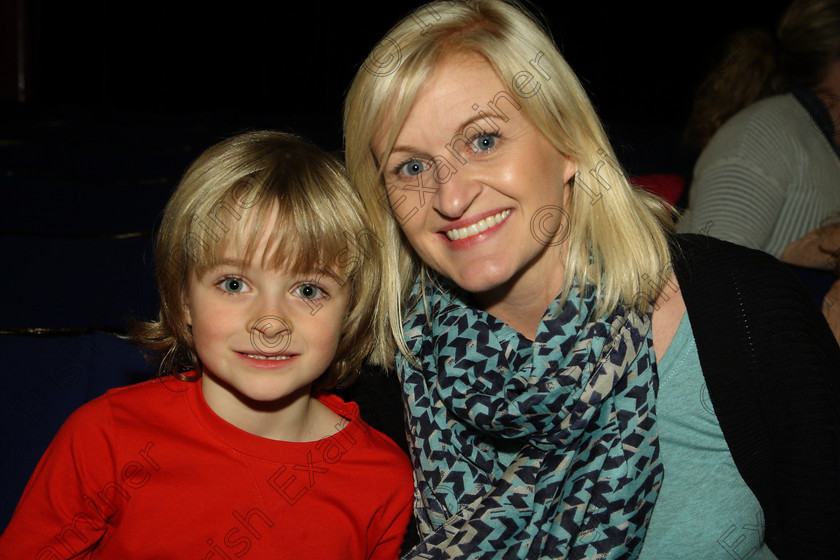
left=563, top=158, right=577, bottom=207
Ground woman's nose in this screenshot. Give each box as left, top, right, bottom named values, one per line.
left=432, top=165, right=481, bottom=219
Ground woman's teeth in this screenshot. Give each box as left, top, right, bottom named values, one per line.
left=445, top=209, right=510, bottom=241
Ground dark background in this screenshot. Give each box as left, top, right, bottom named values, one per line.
left=0, top=0, right=793, bottom=535
left=2, top=0, right=790, bottom=152
left=0, top=0, right=795, bottom=332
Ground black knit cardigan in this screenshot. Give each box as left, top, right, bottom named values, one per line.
left=671, top=233, right=840, bottom=559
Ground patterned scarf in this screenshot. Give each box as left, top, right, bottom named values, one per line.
left=397, top=275, right=662, bottom=559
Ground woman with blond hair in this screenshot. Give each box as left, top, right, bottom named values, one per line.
left=344, top=1, right=839, bottom=558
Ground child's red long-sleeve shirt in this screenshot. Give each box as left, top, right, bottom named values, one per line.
left=0, top=376, right=414, bottom=559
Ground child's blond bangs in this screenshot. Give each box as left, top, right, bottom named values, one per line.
left=184, top=174, right=364, bottom=285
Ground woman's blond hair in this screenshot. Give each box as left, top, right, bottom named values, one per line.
left=343, top=0, right=674, bottom=367
left=133, top=130, right=384, bottom=388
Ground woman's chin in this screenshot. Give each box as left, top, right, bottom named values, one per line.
left=447, top=266, right=515, bottom=298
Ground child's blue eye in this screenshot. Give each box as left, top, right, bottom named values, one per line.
left=219, top=277, right=249, bottom=293
left=470, top=133, right=497, bottom=152
left=293, top=284, right=325, bottom=300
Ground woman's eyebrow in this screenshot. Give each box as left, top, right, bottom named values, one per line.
left=454, top=113, right=505, bottom=135
left=386, top=144, right=433, bottom=163
left=388, top=144, right=418, bottom=156
left=388, top=113, right=508, bottom=158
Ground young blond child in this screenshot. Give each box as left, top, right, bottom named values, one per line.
left=0, top=130, right=414, bottom=559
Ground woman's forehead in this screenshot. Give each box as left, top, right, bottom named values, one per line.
left=374, top=52, right=507, bottom=156
left=415, top=55, right=502, bottom=115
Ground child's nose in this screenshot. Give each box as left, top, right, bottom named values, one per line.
left=248, top=314, right=292, bottom=355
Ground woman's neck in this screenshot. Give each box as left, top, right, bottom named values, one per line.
left=472, top=261, right=567, bottom=341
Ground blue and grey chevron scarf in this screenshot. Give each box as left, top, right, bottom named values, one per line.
left=397, top=275, right=662, bottom=559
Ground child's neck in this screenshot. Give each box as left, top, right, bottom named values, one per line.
left=200, top=377, right=343, bottom=442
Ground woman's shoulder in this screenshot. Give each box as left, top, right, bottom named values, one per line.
left=669, top=233, right=840, bottom=366
left=669, top=233, right=793, bottom=279
left=668, top=233, right=825, bottom=341
left=695, top=93, right=811, bottom=169
left=724, top=93, right=806, bottom=136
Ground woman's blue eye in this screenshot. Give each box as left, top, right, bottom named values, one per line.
left=399, top=160, right=427, bottom=176
left=471, top=134, right=497, bottom=152
left=220, top=278, right=248, bottom=293
left=294, top=284, right=325, bottom=300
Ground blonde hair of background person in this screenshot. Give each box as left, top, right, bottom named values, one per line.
left=685, top=0, right=840, bottom=151
left=344, top=0, right=675, bottom=365
left=135, top=130, right=387, bottom=382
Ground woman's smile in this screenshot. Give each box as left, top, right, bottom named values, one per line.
left=442, top=208, right=511, bottom=242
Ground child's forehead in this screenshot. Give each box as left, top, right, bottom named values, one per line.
left=204, top=255, right=317, bottom=276
left=212, top=232, right=312, bottom=273
left=218, top=208, right=294, bottom=258
left=190, top=200, right=359, bottom=281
